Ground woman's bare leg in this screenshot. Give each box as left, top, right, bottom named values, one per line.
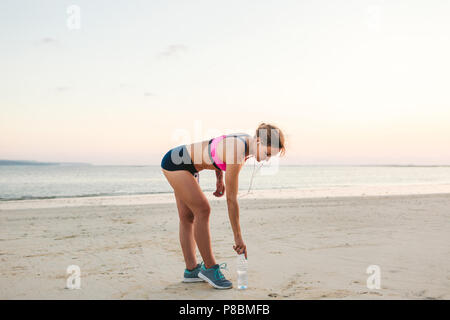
left=162, top=169, right=217, bottom=269
left=175, top=191, right=197, bottom=270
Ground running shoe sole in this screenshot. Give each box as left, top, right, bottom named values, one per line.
left=182, top=277, right=205, bottom=283
left=198, top=272, right=233, bottom=290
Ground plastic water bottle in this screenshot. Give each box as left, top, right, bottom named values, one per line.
left=236, top=253, right=248, bottom=289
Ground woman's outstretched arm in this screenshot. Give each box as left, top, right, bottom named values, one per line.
left=225, top=163, right=247, bottom=258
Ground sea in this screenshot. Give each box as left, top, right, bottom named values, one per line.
left=1, top=163, right=450, bottom=201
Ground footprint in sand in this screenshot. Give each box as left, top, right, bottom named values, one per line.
left=359, top=291, right=382, bottom=296
left=164, top=281, right=205, bottom=293
left=279, top=273, right=318, bottom=298
left=318, top=290, right=353, bottom=299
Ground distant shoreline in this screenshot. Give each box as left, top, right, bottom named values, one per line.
left=0, top=160, right=91, bottom=166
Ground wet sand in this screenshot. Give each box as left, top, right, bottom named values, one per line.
left=1, top=191, right=449, bottom=299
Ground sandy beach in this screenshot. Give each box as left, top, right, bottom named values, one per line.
left=1, top=188, right=449, bottom=299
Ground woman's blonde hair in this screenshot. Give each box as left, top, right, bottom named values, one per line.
left=255, top=122, right=286, bottom=157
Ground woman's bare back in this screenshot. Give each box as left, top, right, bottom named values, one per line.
left=186, top=135, right=251, bottom=172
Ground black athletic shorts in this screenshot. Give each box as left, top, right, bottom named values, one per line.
left=161, top=145, right=199, bottom=180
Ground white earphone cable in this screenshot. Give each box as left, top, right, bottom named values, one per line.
left=238, top=156, right=265, bottom=198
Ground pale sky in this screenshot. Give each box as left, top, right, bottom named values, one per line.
left=1, top=0, right=449, bottom=165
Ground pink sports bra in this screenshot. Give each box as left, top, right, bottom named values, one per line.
left=208, top=134, right=249, bottom=171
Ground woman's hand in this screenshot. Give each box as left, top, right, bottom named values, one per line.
left=213, top=170, right=225, bottom=197
left=233, top=236, right=247, bottom=259
left=213, top=180, right=225, bottom=197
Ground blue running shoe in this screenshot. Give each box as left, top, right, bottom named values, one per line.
left=183, top=262, right=205, bottom=283
left=198, top=263, right=233, bottom=289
